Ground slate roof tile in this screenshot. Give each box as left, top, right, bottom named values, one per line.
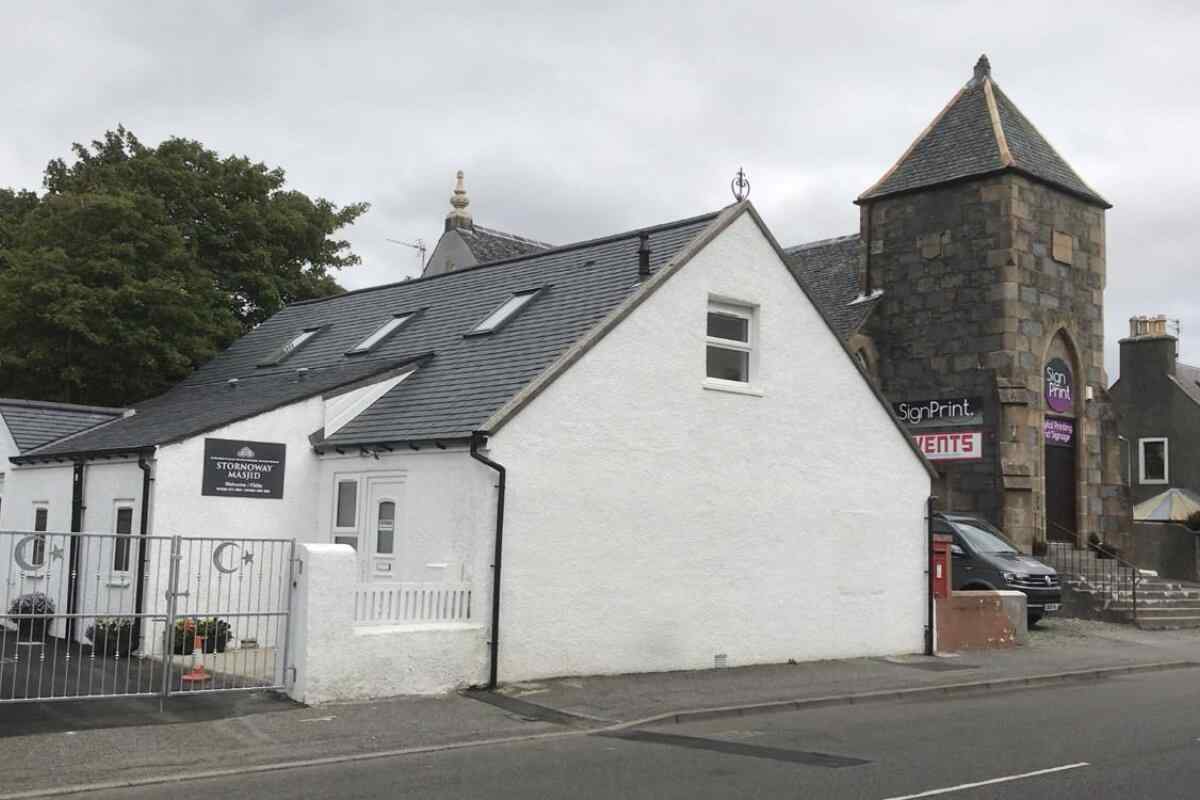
left=0, top=400, right=125, bottom=453
left=458, top=225, right=551, bottom=264
left=782, top=234, right=877, bottom=340
left=859, top=59, right=1108, bottom=207
left=23, top=211, right=720, bottom=457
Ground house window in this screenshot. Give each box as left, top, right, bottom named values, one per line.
left=705, top=301, right=755, bottom=384
left=112, top=506, right=134, bottom=572
left=376, top=501, right=396, bottom=555
left=469, top=290, right=540, bottom=335
left=1139, top=438, right=1169, bottom=484
left=333, top=479, right=358, bottom=550
left=259, top=326, right=323, bottom=367
left=349, top=314, right=412, bottom=355
left=33, top=505, right=47, bottom=566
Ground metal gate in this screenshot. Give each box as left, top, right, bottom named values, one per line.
left=0, top=530, right=294, bottom=702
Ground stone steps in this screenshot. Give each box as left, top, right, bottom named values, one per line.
left=1046, top=544, right=1200, bottom=629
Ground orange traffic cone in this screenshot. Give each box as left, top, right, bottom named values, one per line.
left=180, top=634, right=210, bottom=683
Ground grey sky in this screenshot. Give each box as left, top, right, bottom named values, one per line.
left=3, top=1, right=1197, bottom=377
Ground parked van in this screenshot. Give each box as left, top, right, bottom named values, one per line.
left=933, top=513, right=1062, bottom=625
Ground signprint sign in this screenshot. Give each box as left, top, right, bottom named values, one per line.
left=1044, top=417, right=1074, bottom=447
left=913, top=431, right=983, bottom=462
left=893, top=397, right=983, bottom=428
left=202, top=438, right=286, bottom=499
left=1044, top=358, right=1073, bottom=414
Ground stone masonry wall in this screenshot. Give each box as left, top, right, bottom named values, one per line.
left=862, top=172, right=1131, bottom=550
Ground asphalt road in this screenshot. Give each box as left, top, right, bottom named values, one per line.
left=85, top=667, right=1200, bottom=799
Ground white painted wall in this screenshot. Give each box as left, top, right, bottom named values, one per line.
left=489, top=211, right=931, bottom=682
left=288, top=543, right=487, bottom=703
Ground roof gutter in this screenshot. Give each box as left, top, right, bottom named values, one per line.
left=11, top=446, right=155, bottom=466
left=469, top=431, right=506, bottom=691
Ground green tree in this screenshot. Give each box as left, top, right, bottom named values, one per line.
left=0, top=128, right=368, bottom=406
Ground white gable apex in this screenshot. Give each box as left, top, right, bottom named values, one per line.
left=324, top=370, right=414, bottom=437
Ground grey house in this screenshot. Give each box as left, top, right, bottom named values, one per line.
left=1110, top=316, right=1200, bottom=505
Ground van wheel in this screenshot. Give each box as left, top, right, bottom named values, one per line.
left=1028, top=613, right=1043, bottom=627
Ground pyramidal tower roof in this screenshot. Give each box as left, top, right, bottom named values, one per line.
left=858, top=55, right=1110, bottom=208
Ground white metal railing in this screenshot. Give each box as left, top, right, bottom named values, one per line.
left=353, top=583, right=473, bottom=625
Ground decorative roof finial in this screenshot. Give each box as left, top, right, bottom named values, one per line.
left=730, top=167, right=751, bottom=202
left=446, top=170, right=472, bottom=230
left=973, top=54, right=991, bottom=83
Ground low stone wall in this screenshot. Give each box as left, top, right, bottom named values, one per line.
left=936, top=590, right=1027, bottom=652
left=1133, top=522, right=1198, bottom=582
left=287, top=543, right=488, bottom=704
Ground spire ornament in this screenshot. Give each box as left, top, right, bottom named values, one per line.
left=445, top=170, right=473, bottom=230
left=730, top=167, right=751, bottom=202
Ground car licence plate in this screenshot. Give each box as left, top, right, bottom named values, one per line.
left=1044, top=603, right=1061, bottom=612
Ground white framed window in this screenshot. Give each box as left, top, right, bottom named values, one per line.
left=1139, top=438, right=1169, bottom=485
left=704, top=299, right=759, bottom=394
left=332, top=478, right=359, bottom=550
left=32, top=503, right=48, bottom=566
left=469, top=289, right=540, bottom=335
left=112, top=504, right=134, bottom=572
left=349, top=314, right=412, bottom=354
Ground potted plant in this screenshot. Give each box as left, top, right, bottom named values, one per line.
left=85, top=617, right=137, bottom=657
left=172, top=617, right=232, bottom=654
left=8, top=593, right=54, bottom=641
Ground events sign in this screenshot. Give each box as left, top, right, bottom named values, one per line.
left=913, top=431, right=983, bottom=462
left=1044, top=358, right=1073, bottom=414
left=892, top=397, right=983, bottom=428
left=1044, top=417, right=1074, bottom=447
left=201, top=438, right=286, bottom=499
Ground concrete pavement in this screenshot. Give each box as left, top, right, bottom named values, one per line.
left=1, top=617, right=1199, bottom=797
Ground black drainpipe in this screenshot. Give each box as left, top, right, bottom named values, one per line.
left=925, top=495, right=937, bottom=656
left=132, top=456, right=153, bottom=652
left=65, top=462, right=86, bottom=642
left=469, top=431, right=506, bottom=690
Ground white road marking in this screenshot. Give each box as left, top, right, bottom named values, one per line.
left=880, top=762, right=1090, bottom=799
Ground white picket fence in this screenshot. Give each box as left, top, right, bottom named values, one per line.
left=353, top=582, right=473, bottom=625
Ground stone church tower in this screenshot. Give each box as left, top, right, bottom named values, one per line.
left=850, top=56, right=1130, bottom=549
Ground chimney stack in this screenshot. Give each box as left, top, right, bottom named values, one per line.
left=1121, top=315, right=1178, bottom=381
left=637, top=232, right=651, bottom=277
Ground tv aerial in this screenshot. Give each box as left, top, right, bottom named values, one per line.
left=387, top=238, right=427, bottom=272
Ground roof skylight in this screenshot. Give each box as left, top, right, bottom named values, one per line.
left=349, top=314, right=412, bottom=355
left=469, top=289, right=540, bottom=335
left=259, top=326, right=323, bottom=367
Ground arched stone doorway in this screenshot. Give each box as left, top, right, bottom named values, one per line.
left=1043, top=331, right=1081, bottom=542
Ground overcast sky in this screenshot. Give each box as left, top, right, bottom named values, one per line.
left=3, top=1, right=1197, bottom=378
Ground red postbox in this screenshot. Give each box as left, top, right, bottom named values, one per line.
left=932, top=534, right=953, bottom=599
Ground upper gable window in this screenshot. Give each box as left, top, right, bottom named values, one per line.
left=469, top=289, right=541, bottom=335
left=349, top=314, right=412, bottom=355
left=703, top=299, right=762, bottom=397
left=259, top=326, right=323, bottom=367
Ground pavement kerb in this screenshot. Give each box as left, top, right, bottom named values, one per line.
left=608, top=659, right=1200, bottom=729
left=2, top=659, right=1195, bottom=800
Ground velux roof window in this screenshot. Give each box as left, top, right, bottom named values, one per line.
left=258, top=326, right=323, bottom=367
left=348, top=313, right=412, bottom=355
left=468, top=289, right=541, bottom=335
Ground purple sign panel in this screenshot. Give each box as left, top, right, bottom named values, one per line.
left=1044, top=358, right=1073, bottom=414
left=1044, top=417, right=1074, bottom=447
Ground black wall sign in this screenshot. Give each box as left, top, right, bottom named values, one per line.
left=201, top=438, right=286, bottom=499
left=892, top=396, right=983, bottom=428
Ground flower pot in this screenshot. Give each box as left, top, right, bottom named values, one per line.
left=17, top=618, right=50, bottom=642
left=91, top=629, right=137, bottom=657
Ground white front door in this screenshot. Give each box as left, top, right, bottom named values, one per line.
left=367, top=481, right=402, bottom=580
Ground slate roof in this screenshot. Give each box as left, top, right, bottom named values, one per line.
left=859, top=58, right=1109, bottom=208
left=0, top=399, right=125, bottom=453
left=22, top=211, right=720, bottom=458
left=1172, top=361, right=1200, bottom=408
left=782, top=235, right=877, bottom=340
left=458, top=225, right=551, bottom=264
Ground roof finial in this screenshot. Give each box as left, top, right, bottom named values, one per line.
left=446, top=169, right=472, bottom=231
left=730, top=167, right=751, bottom=202
left=973, top=54, right=991, bottom=83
